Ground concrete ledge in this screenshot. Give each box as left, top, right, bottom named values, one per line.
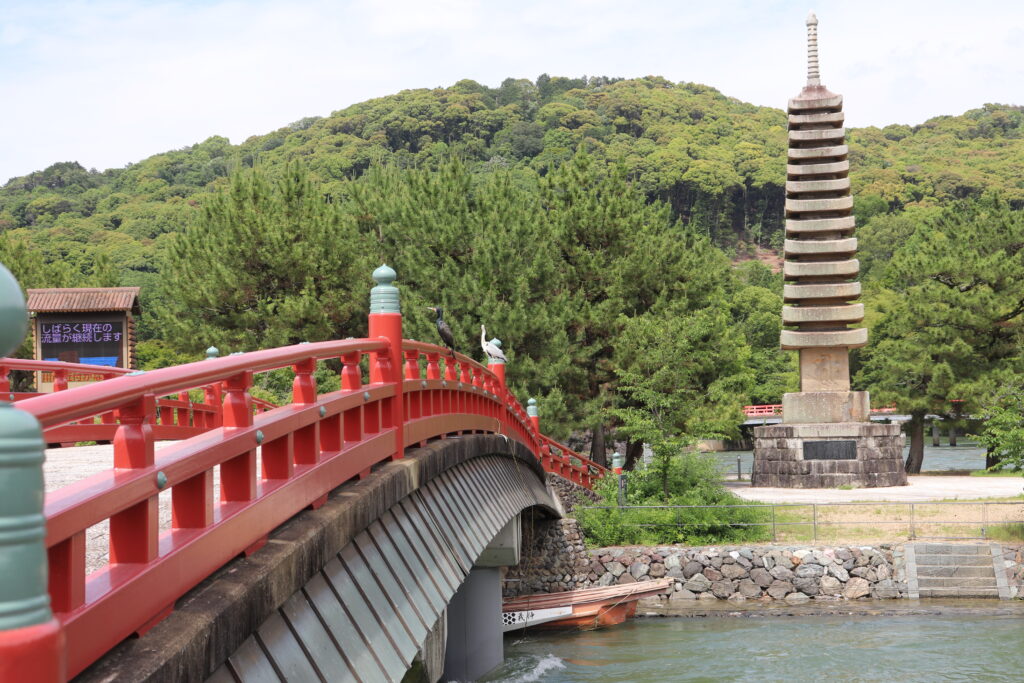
left=76, top=434, right=554, bottom=683
left=784, top=281, right=861, bottom=302
left=786, top=216, right=855, bottom=234
left=789, top=127, right=845, bottom=142
left=788, top=145, right=849, bottom=161
left=784, top=238, right=857, bottom=257
left=787, top=160, right=850, bottom=176
left=782, top=304, right=864, bottom=325
left=786, top=178, right=851, bottom=194
left=784, top=258, right=859, bottom=279
left=789, top=111, right=844, bottom=126
left=781, top=328, right=867, bottom=350
left=782, top=391, right=871, bottom=424
left=786, top=196, right=854, bottom=213
left=788, top=89, right=844, bottom=111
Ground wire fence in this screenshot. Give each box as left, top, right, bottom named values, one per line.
left=579, top=501, right=1024, bottom=544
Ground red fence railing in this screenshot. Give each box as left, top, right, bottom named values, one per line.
left=1, top=265, right=607, bottom=680
left=2, top=358, right=275, bottom=444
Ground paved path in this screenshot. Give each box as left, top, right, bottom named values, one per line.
left=726, top=476, right=1024, bottom=503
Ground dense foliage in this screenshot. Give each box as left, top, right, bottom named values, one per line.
left=6, top=73, right=1024, bottom=471
left=576, top=453, right=770, bottom=546
left=855, top=196, right=1024, bottom=471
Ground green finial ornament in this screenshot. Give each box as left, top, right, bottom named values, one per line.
left=370, top=264, right=400, bottom=314
left=0, top=263, right=52, bottom=630
left=0, top=265, right=28, bottom=358
left=205, top=346, right=219, bottom=360
left=489, top=338, right=505, bottom=365
left=527, top=398, right=538, bottom=418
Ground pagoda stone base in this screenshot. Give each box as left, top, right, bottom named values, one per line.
left=752, top=422, right=907, bottom=488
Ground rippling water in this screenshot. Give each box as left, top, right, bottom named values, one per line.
left=486, top=613, right=1024, bottom=682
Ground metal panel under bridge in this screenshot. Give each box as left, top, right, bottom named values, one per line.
left=209, top=454, right=555, bottom=682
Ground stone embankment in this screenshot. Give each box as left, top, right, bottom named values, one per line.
left=581, top=545, right=905, bottom=603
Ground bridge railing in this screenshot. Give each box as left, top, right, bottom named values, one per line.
left=0, top=263, right=606, bottom=680
left=1, top=357, right=277, bottom=444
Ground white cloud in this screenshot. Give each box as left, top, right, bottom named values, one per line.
left=0, top=0, right=1022, bottom=183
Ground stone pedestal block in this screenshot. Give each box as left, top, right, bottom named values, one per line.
left=752, top=422, right=907, bottom=488
left=782, top=390, right=869, bottom=424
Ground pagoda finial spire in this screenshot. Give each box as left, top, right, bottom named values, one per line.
left=806, top=11, right=820, bottom=86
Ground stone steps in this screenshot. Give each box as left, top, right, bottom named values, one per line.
left=915, top=576, right=997, bottom=589
left=915, top=554, right=992, bottom=567
left=918, top=587, right=1001, bottom=599
left=908, top=543, right=1009, bottom=600
left=916, top=565, right=994, bottom=578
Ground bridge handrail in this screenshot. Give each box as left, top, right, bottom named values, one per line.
left=0, top=357, right=133, bottom=376
left=0, top=264, right=605, bottom=680
left=16, top=338, right=386, bottom=429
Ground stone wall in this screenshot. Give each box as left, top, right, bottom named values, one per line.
left=580, top=544, right=906, bottom=603
left=501, top=474, right=597, bottom=598
left=1002, top=543, right=1023, bottom=599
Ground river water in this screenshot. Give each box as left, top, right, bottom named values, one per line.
left=715, top=444, right=987, bottom=477
left=486, top=602, right=1024, bottom=682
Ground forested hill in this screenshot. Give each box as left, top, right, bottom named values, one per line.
left=3, top=74, right=1024, bottom=286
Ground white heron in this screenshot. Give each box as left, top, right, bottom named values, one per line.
left=480, top=324, right=507, bottom=363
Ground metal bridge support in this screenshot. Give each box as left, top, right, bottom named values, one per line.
left=0, top=264, right=65, bottom=682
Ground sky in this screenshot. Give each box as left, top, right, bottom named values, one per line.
left=2, top=0, right=1023, bottom=184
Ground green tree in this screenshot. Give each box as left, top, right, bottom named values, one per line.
left=974, top=385, right=1024, bottom=475
left=155, top=163, right=376, bottom=352
left=857, top=197, right=1024, bottom=472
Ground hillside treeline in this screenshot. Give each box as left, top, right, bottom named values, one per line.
left=5, top=75, right=1024, bottom=468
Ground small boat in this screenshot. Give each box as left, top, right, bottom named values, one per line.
left=501, top=577, right=675, bottom=632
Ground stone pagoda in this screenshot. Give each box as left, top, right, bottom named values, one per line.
left=751, top=12, right=907, bottom=488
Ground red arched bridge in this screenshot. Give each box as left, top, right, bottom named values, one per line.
left=0, top=264, right=606, bottom=682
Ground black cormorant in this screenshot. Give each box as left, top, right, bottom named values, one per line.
left=427, top=307, right=456, bottom=356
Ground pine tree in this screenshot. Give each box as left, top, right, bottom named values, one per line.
left=857, top=196, right=1024, bottom=472
left=155, top=163, right=376, bottom=352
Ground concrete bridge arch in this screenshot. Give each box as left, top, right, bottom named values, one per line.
left=78, top=434, right=561, bottom=682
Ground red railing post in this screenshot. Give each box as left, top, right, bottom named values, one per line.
left=220, top=372, right=256, bottom=501
left=368, top=265, right=404, bottom=460
left=110, top=394, right=158, bottom=564
left=527, top=397, right=539, bottom=434
left=0, top=265, right=65, bottom=682
left=290, top=358, right=318, bottom=467
left=0, top=364, right=9, bottom=394
left=53, top=369, right=68, bottom=393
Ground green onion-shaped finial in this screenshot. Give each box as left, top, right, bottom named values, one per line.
left=0, top=264, right=27, bottom=358
left=205, top=346, right=219, bottom=360
left=370, top=264, right=400, bottom=314
left=527, top=397, right=538, bottom=418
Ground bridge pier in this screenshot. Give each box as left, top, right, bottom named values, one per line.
left=443, top=567, right=503, bottom=681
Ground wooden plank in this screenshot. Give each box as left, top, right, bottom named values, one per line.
left=405, top=493, right=472, bottom=574
left=280, top=591, right=352, bottom=683
left=387, top=506, right=460, bottom=595
left=354, top=529, right=433, bottom=637
left=225, top=635, right=280, bottom=683
left=339, top=544, right=418, bottom=666
left=256, top=613, right=321, bottom=682
left=321, top=557, right=406, bottom=678
left=369, top=518, right=446, bottom=616
left=304, top=572, right=385, bottom=683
